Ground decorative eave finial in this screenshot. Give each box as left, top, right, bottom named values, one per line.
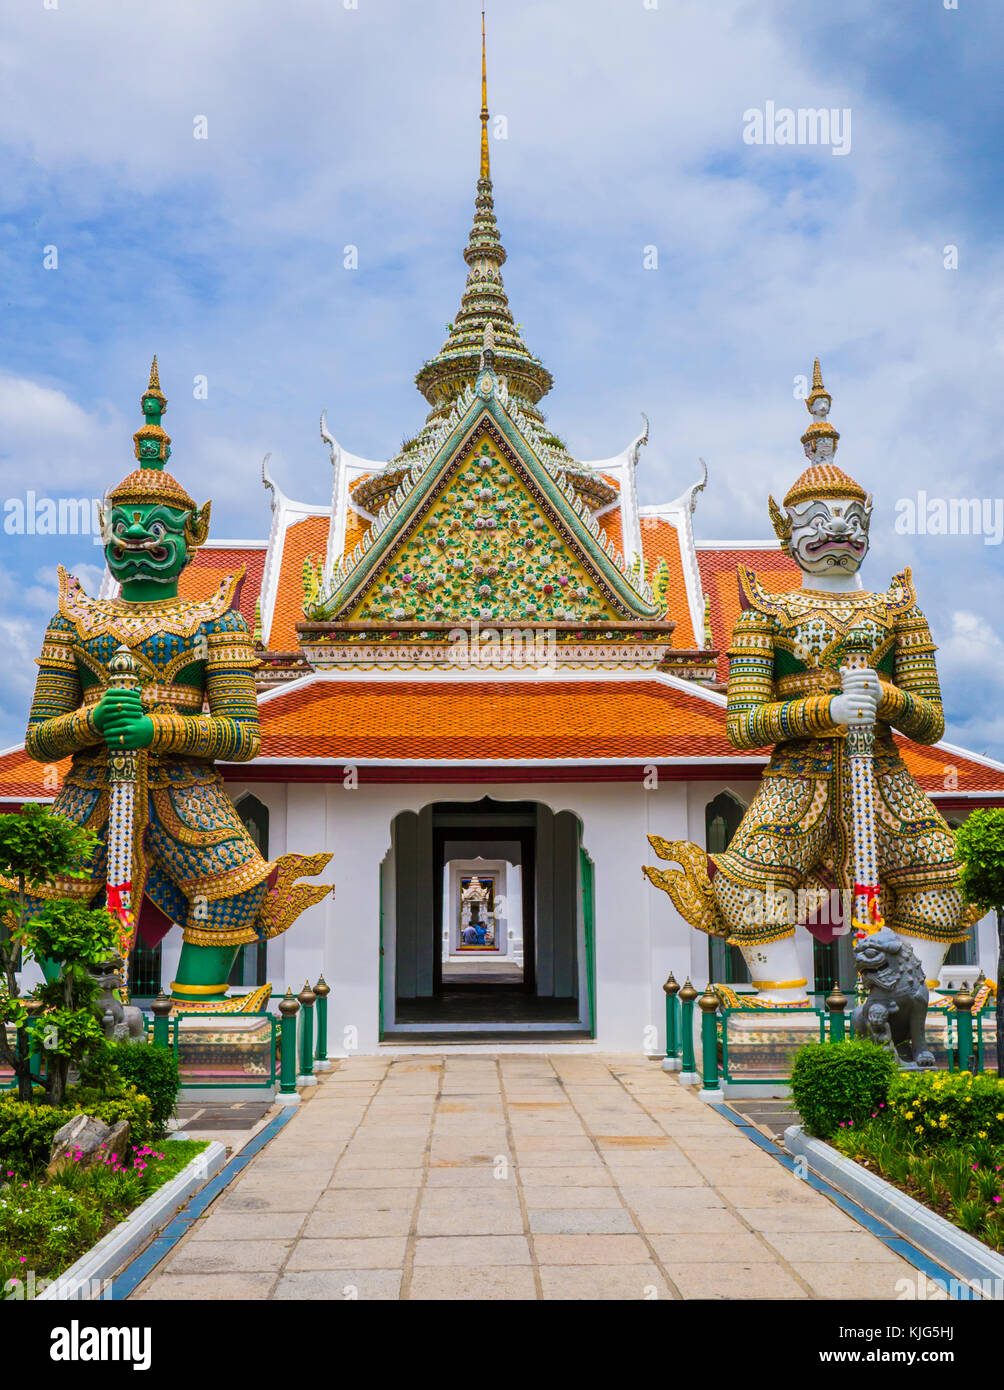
left=480, top=3, right=490, bottom=180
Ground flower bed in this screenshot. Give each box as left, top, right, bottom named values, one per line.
left=826, top=1070, right=1004, bottom=1252
left=0, top=1139, right=207, bottom=1290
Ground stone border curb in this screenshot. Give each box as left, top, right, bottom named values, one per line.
left=38, top=1140, right=226, bottom=1300
left=784, top=1124, right=1004, bottom=1290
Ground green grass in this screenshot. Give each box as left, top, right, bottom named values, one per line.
left=0, top=1139, right=209, bottom=1291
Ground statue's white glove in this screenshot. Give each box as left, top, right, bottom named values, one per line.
left=830, top=666, right=881, bottom=726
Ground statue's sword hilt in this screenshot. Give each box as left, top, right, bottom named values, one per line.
left=105, top=644, right=141, bottom=986
left=842, top=628, right=883, bottom=936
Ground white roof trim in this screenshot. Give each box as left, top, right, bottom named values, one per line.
left=257, top=666, right=709, bottom=698
left=321, top=411, right=387, bottom=576
left=238, top=755, right=769, bottom=768
left=579, top=415, right=648, bottom=566
left=639, top=492, right=708, bottom=648
left=258, top=454, right=327, bottom=648
left=695, top=539, right=781, bottom=551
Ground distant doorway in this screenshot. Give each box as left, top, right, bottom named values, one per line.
left=381, top=798, right=593, bottom=1040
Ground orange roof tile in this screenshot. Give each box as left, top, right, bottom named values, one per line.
left=1, top=675, right=1001, bottom=798
left=641, top=518, right=697, bottom=647
left=601, top=507, right=623, bottom=556
left=268, top=515, right=329, bottom=650
left=0, top=748, right=68, bottom=802
left=179, top=546, right=266, bottom=631
left=256, top=678, right=751, bottom=762
left=698, top=546, right=800, bottom=679
left=343, top=506, right=372, bottom=559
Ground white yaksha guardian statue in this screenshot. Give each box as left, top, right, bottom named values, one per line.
left=645, top=362, right=968, bottom=1003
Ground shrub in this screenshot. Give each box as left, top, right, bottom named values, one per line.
left=790, top=1039, right=898, bottom=1140
left=882, top=1070, right=1004, bottom=1147
left=105, top=1043, right=180, bottom=1137
left=0, top=1085, right=153, bottom=1175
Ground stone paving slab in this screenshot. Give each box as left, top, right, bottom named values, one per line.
left=131, top=1054, right=921, bottom=1301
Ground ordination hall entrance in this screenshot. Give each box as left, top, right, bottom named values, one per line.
left=380, top=799, right=595, bottom=1040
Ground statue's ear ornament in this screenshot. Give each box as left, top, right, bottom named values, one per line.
left=99, top=495, right=115, bottom=547
left=184, top=499, right=212, bottom=551
left=768, top=494, right=792, bottom=548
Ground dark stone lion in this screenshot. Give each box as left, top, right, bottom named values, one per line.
left=852, top=927, right=934, bottom=1069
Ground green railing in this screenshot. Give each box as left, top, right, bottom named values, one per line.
left=167, top=1011, right=277, bottom=1091
left=681, top=989, right=996, bottom=1093
left=718, top=1006, right=828, bottom=1085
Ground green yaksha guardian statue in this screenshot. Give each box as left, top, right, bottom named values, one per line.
left=24, top=360, right=331, bottom=1012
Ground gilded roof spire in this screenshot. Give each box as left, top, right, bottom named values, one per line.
left=413, top=6, right=553, bottom=430
left=480, top=5, right=490, bottom=180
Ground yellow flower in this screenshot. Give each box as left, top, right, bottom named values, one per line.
left=979, top=1131, right=988, bottom=1138
left=905, top=1111, right=914, bottom=1119
left=914, top=1125, right=923, bottom=1133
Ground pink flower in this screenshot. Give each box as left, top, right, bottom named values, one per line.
left=18, top=1257, right=25, bottom=1263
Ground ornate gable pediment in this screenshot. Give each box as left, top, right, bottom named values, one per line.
left=307, top=374, right=660, bottom=626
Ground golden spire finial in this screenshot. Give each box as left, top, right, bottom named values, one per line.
left=148, top=355, right=161, bottom=393
left=480, top=4, right=490, bottom=180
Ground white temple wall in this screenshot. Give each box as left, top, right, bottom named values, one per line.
left=209, top=776, right=1003, bottom=1057
left=254, top=776, right=708, bottom=1054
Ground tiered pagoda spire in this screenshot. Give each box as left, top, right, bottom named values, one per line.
left=414, top=9, right=553, bottom=432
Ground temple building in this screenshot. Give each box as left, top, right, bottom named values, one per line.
left=3, top=34, right=1004, bottom=1051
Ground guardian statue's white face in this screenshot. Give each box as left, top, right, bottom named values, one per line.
left=787, top=494, right=871, bottom=577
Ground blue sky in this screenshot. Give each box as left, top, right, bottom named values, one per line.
left=1, top=0, right=1002, bottom=757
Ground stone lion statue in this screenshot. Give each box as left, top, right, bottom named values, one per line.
left=852, top=927, right=934, bottom=1069
left=89, top=955, right=146, bottom=1042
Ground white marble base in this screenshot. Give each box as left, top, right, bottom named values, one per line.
left=697, top=1087, right=726, bottom=1103
left=274, top=1091, right=301, bottom=1107
left=297, top=1075, right=318, bottom=1087
left=678, top=1071, right=701, bottom=1085
left=313, top=1059, right=333, bottom=1071
left=661, top=1056, right=682, bottom=1073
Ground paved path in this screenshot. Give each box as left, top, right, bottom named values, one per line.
left=134, top=1054, right=918, bottom=1301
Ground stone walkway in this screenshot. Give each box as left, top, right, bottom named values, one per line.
left=134, top=1054, right=919, bottom=1300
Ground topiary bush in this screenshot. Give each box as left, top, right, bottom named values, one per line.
left=105, top=1043, right=180, bottom=1138
left=790, top=1039, right=898, bottom=1140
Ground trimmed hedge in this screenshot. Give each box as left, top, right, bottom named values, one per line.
left=790, top=1039, right=898, bottom=1139
left=106, top=1042, right=180, bottom=1138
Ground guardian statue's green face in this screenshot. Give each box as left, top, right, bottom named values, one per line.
left=103, top=503, right=191, bottom=586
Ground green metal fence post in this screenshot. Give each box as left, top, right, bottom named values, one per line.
left=662, top=973, right=681, bottom=1073
left=23, top=997, right=43, bottom=1087
left=825, top=984, right=848, bottom=1043
left=955, top=983, right=975, bottom=1073
left=297, top=980, right=317, bottom=1087
left=697, top=985, right=725, bottom=1102
left=678, top=978, right=700, bottom=1084
left=313, top=975, right=331, bottom=1071
left=150, top=991, right=172, bottom=1049
left=277, top=988, right=301, bottom=1105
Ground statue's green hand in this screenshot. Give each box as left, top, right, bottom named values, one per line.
left=93, top=690, right=154, bottom=748
left=104, top=715, right=154, bottom=750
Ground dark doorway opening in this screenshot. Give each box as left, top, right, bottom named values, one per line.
left=383, top=797, right=592, bottom=1040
